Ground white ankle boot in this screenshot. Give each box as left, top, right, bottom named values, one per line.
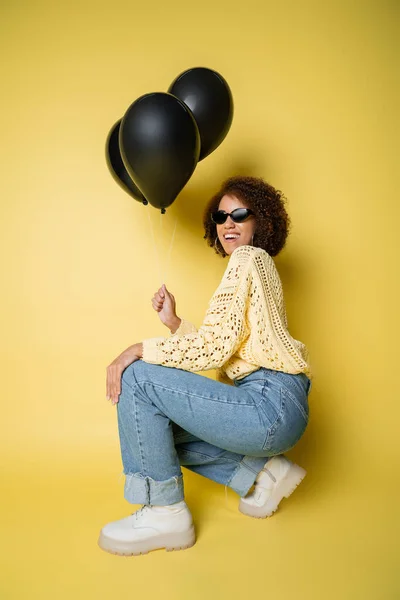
left=98, top=500, right=196, bottom=556
left=239, top=455, right=306, bottom=518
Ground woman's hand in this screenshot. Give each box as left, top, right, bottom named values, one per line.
left=106, top=343, right=143, bottom=405
left=151, top=284, right=181, bottom=333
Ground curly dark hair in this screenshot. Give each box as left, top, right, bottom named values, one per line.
left=202, top=175, right=292, bottom=258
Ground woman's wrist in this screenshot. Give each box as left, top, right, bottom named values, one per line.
left=134, top=342, right=143, bottom=358
left=169, top=317, right=182, bottom=334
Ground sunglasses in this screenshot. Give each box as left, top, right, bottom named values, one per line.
left=211, top=208, right=255, bottom=225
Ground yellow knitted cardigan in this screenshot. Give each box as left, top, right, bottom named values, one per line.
left=142, top=245, right=313, bottom=382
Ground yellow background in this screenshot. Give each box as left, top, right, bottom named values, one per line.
left=1, top=0, right=398, bottom=598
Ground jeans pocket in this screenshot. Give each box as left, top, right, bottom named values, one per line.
left=262, top=386, right=309, bottom=454
left=241, top=377, right=271, bottom=408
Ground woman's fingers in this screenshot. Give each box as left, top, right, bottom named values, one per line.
left=106, top=364, right=120, bottom=404
left=107, top=365, right=114, bottom=402
left=110, top=364, right=119, bottom=405
left=152, top=298, right=163, bottom=311
left=111, top=365, right=116, bottom=403
left=106, top=365, right=111, bottom=400
left=153, top=297, right=163, bottom=307
left=114, top=366, right=121, bottom=404
left=152, top=293, right=164, bottom=311
left=107, top=346, right=141, bottom=406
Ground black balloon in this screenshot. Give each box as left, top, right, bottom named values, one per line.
left=106, top=120, right=148, bottom=204
left=119, top=92, right=200, bottom=211
left=168, top=67, right=233, bottom=161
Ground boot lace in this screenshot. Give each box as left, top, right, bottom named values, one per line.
left=132, top=505, right=150, bottom=521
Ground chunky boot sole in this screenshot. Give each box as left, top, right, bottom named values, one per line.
left=98, top=525, right=196, bottom=556
left=239, top=464, right=306, bottom=518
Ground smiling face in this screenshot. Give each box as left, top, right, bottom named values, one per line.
left=216, top=194, right=256, bottom=255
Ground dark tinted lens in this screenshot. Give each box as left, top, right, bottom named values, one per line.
left=211, top=211, right=228, bottom=224
left=231, top=208, right=253, bottom=222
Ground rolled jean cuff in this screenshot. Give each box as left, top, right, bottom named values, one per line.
left=227, top=457, right=267, bottom=497
left=124, top=472, right=184, bottom=506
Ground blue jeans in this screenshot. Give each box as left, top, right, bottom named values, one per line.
left=117, top=360, right=311, bottom=505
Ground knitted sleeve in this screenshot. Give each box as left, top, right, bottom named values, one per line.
left=170, top=319, right=233, bottom=384
left=142, top=247, right=254, bottom=371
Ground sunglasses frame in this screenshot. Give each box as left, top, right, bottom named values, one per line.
left=211, top=208, right=255, bottom=225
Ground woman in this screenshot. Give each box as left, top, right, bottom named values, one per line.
left=99, top=175, right=313, bottom=556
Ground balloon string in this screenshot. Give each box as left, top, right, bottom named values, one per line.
left=146, top=209, right=163, bottom=284
left=160, top=211, right=164, bottom=281
left=164, top=216, right=178, bottom=285
left=146, top=209, right=178, bottom=287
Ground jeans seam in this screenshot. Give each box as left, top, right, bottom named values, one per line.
left=123, top=365, right=151, bottom=473
left=278, top=375, right=310, bottom=398
left=281, top=387, right=308, bottom=422
left=178, top=448, right=242, bottom=464
left=226, top=459, right=259, bottom=488
left=124, top=472, right=183, bottom=481
left=240, top=459, right=262, bottom=474
left=259, top=386, right=285, bottom=451
left=127, top=377, right=256, bottom=406
left=133, top=391, right=146, bottom=472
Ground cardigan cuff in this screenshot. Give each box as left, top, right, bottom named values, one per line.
left=141, top=336, right=166, bottom=364
left=170, top=318, right=197, bottom=336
